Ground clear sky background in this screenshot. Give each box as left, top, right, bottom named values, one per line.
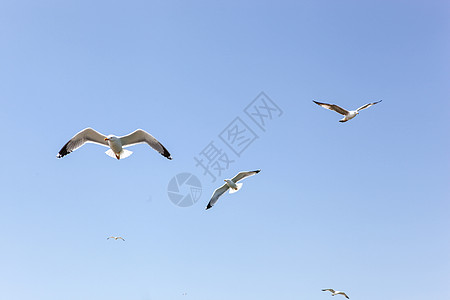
left=0, top=1, right=449, bottom=299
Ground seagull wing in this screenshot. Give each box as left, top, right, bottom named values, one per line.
left=206, top=183, right=229, bottom=210
left=231, top=170, right=261, bottom=183
left=118, top=237, right=125, bottom=241
left=119, top=129, right=172, bottom=160
left=313, top=101, right=349, bottom=115
left=57, top=128, right=108, bottom=158
left=356, top=100, right=382, bottom=112
left=338, top=292, right=349, bottom=299
left=322, top=289, right=335, bottom=293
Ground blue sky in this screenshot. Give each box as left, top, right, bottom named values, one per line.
left=0, top=0, right=449, bottom=299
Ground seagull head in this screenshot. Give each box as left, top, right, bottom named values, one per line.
left=104, top=135, right=117, bottom=142
left=224, top=179, right=233, bottom=185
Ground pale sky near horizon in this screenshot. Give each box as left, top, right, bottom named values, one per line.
left=0, top=1, right=449, bottom=300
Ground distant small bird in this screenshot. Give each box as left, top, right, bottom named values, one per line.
left=206, top=170, right=261, bottom=210
left=57, top=128, right=172, bottom=160
left=107, top=236, right=125, bottom=241
left=313, top=100, right=382, bottom=122
left=322, top=289, right=349, bottom=299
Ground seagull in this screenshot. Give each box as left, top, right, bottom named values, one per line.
left=107, top=236, right=125, bottom=241
left=322, top=289, right=349, bottom=299
left=206, top=170, right=261, bottom=210
left=57, top=128, right=172, bottom=160
left=313, top=100, right=382, bottom=122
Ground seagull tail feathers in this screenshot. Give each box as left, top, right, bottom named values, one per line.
left=119, top=149, right=133, bottom=159
left=229, top=183, right=243, bottom=194
left=105, top=149, right=133, bottom=159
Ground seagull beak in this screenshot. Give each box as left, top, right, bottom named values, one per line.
left=104, top=138, right=109, bottom=141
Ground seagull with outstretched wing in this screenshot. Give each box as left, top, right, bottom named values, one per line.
left=57, top=128, right=172, bottom=160
left=107, top=236, right=125, bottom=241
left=322, top=289, right=349, bottom=299
left=206, top=170, right=261, bottom=210
left=313, top=100, right=382, bottom=122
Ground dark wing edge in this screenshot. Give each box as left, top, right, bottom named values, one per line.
left=121, top=129, right=172, bottom=160
left=356, top=100, right=382, bottom=112
left=57, top=139, right=74, bottom=158
left=157, top=142, right=172, bottom=160
left=231, top=169, right=261, bottom=183
left=313, top=101, right=348, bottom=115
left=205, top=184, right=229, bottom=210
left=56, top=128, right=107, bottom=158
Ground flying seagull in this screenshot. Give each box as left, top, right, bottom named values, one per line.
left=57, top=128, right=172, bottom=160
left=206, top=170, right=261, bottom=210
left=107, top=236, right=125, bottom=241
left=313, top=100, right=382, bottom=122
left=322, top=289, right=349, bottom=299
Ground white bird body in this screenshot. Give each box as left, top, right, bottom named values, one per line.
left=313, top=100, right=382, bottom=122
left=206, top=170, right=261, bottom=210
left=225, top=179, right=239, bottom=190
left=104, top=135, right=134, bottom=160
left=340, top=110, right=358, bottom=122
left=106, top=136, right=123, bottom=154
left=57, top=128, right=172, bottom=160
left=322, top=289, right=349, bottom=299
